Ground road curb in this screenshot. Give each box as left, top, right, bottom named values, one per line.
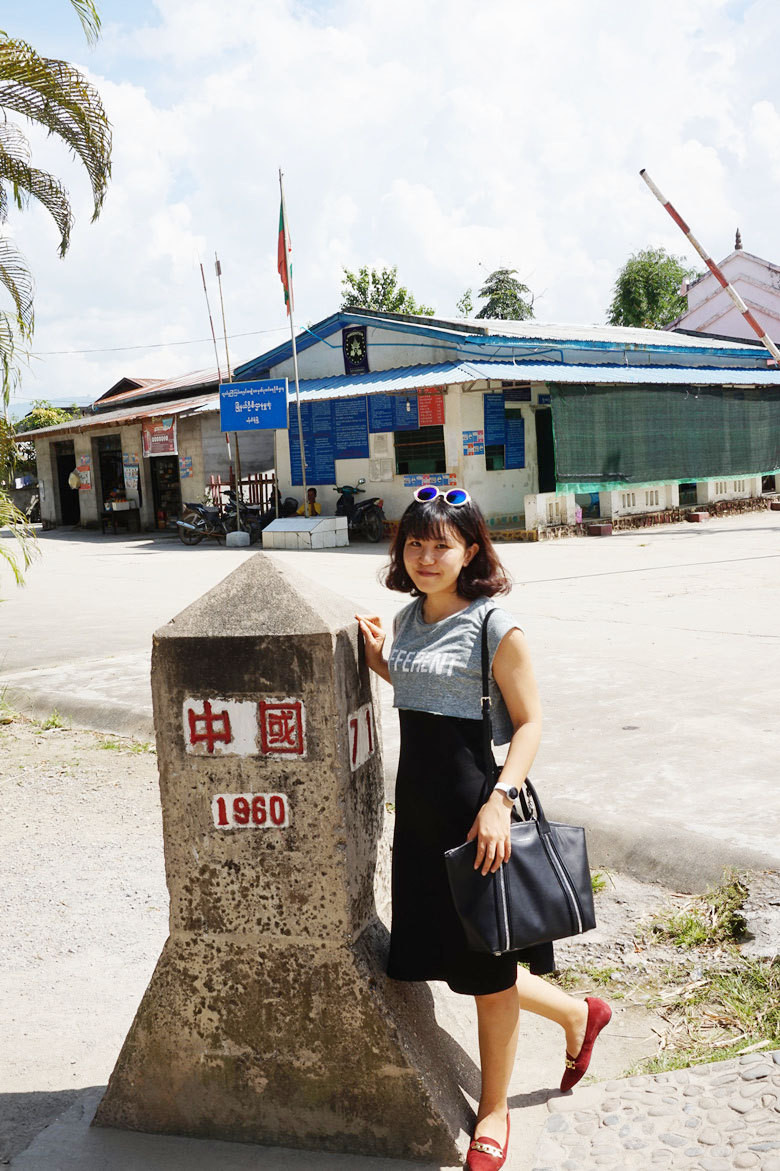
left=2, top=685, right=155, bottom=742
left=4, top=688, right=778, bottom=892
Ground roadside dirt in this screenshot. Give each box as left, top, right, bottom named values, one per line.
left=1, top=713, right=777, bottom=1163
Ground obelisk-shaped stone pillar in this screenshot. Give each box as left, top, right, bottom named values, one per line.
left=93, top=554, right=468, bottom=1162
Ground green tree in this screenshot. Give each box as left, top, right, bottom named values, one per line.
left=474, top=268, right=534, bottom=320
left=340, top=265, right=434, bottom=316
left=7, top=399, right=81, bottom=479
left=455, top=288, right=474, bottom=318
left=607, top=247, right=698, bottom=329
left=0, top=1, right=110, bottom=585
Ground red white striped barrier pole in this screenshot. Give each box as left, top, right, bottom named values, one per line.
left=639, top=168, right=780, bottom=365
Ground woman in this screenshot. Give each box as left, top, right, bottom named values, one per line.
left=357, top=487, right=610, bottom=1171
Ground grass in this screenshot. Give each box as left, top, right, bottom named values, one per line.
left=553, top=964, right=621, bottom=993
left=646, top=869, right=748, bottom=949
left=628, top=955, right=780, bottom=1076
left=591, top=870, right=609, bottom=894
left=39, top=709, right=67, bottom=730
left=99, top=737, right=154, bottom=753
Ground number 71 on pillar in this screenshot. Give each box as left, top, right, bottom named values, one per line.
left=348, top=703, right=376, bottom=771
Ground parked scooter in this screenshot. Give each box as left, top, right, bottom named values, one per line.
left=333, top=478, right=385, bottom=542
left=177, top=492, right=300, bottom=547
left=177, top=501, right=234, bottom=545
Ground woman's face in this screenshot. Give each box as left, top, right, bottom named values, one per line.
left=403, top=524, right=479, bottom=597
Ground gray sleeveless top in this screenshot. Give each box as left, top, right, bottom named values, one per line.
left=388, top=596, right=522, bottom=745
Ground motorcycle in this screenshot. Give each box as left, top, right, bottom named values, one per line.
left=333, top=478, right=385, bottom=542
left=177, top=500, right=234, bottom=545
left=177, top=492, right=299, bottom=547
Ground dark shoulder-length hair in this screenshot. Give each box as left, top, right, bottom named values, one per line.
left=383, top=496, right=511, bottom=599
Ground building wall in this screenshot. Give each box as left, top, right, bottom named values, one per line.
left=676, top=251, right=780, bottom=340
left=200, top=413, right=274, bottom=480
left=270, top=324, right=465, bottom=382
left=272, top=382, right=540, bottom=522
left=36, top=438, right=59, bottom=526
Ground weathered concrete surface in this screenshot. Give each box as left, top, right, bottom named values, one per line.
left=91, top=554, right=468, bottom=1163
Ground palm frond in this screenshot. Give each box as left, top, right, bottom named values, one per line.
left=0, top=148, right=73, bottom=256
left=0, top=122, right=29, bottom=223
left=0, top=481, right=37, bottom=588
left=0, top=38, right=112, bottom=222
left=0, top=236, right=33, bottom=336
left=68, top=0, right=102, bottom=47
left=0, top=309, right=23, bottom=412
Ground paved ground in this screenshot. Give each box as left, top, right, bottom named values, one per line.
left=533, top=1049, right=780, bottom=1171
left=11, top=1051, right=780, bottom=1170
left=2, top=513, right=779, bottom=886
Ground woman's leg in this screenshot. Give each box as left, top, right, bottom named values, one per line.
left=515, top=966, right=589, bottom=1056
left=473, top=985, right=520, bottom=1140
left=474, top=972, right=591, bottom=1139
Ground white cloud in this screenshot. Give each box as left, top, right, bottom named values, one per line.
left=7, top=0, right=780, bottom=408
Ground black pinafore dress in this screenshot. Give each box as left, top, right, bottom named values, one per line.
left=387, top=706, right=555, bottom=996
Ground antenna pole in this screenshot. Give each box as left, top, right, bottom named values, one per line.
left=215, top=254, right=242, bottom=522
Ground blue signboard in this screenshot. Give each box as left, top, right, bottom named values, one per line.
left=505, top=416, right=525, bottom=469
left=220, top=379, right=288, bottom=431
left=483, top=394, right=506, bottom=446
left=368, top=393, right=419, bottom=432
left=289, top=402, right=336, bottom=486
left=333, top=398, right=369, bottom=458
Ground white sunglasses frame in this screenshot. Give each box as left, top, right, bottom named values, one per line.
left=412, top=486, right=472, bottom=507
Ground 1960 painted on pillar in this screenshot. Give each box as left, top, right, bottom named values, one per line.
left=211, top=792, right=290, bottom=829
left=183, top=696, right=306, bottom=757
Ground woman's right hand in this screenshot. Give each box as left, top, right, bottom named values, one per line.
left=355, top=615, right=390, bottom=683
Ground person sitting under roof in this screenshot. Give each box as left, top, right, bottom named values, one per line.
left=297, top=487, right=321, bottom=517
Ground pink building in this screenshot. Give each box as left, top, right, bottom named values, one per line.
left=669, top=231, right=780, bottom=343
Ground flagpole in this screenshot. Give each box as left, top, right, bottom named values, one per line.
left=279, top=168, right=308, bottom=512
left=215, top=253, right=243, bottom=531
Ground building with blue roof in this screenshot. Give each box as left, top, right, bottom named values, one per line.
left=235, top=307, right=780, bottom=530
left=24, top=306, right=780, bottom=533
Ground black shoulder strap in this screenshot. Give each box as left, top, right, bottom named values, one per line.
left=479, top=610, right=499, bottom=806
left=480, top=607, right=534, bottom=820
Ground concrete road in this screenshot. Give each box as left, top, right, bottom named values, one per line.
left=1, top=514, right=779, bottom=885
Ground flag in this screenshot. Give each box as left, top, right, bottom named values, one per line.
left=277, top=199, right=293, bottom=315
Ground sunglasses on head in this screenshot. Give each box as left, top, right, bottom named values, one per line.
left=413, top=486, right=471, bottom=507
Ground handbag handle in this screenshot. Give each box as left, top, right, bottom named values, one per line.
left=479, top=612, right=550, bottom=834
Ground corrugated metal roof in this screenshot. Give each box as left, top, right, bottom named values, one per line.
left=95, top=367, right=219, bottom=409
left=289, top=360, right=780, bottom=400
left=236, top=309, right=770, bottom=379
left=24, top=360, right=780, bottom=442
left=434, top=317, right=764, bottom=351
left=19, top=392, right=219, bottom=439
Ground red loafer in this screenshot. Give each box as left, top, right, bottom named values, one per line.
left=560, top=996, right=612, bottom=1092
left=466, top=1115, right=510, bottom=1170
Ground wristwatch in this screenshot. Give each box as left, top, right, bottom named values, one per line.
left=493, top=780, right=520, bottom=803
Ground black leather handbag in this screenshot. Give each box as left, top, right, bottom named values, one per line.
left=444, top=611, right=597, bottom=956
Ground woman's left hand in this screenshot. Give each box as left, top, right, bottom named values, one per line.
left=466, top=791, right=512, bottom=875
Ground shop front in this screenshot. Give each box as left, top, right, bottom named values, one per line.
left=143, top=416, right=182, bottom=529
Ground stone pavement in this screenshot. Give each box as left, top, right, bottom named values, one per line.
left=533, top=1050, right=780, bottom=1171
left=10, top=1050, right=780, bottom=1169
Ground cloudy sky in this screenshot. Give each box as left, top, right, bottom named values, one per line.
left=4, top=0, right=780, bottom=414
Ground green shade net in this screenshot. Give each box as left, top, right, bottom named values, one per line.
left=550, top=383, right=780, bottom=493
